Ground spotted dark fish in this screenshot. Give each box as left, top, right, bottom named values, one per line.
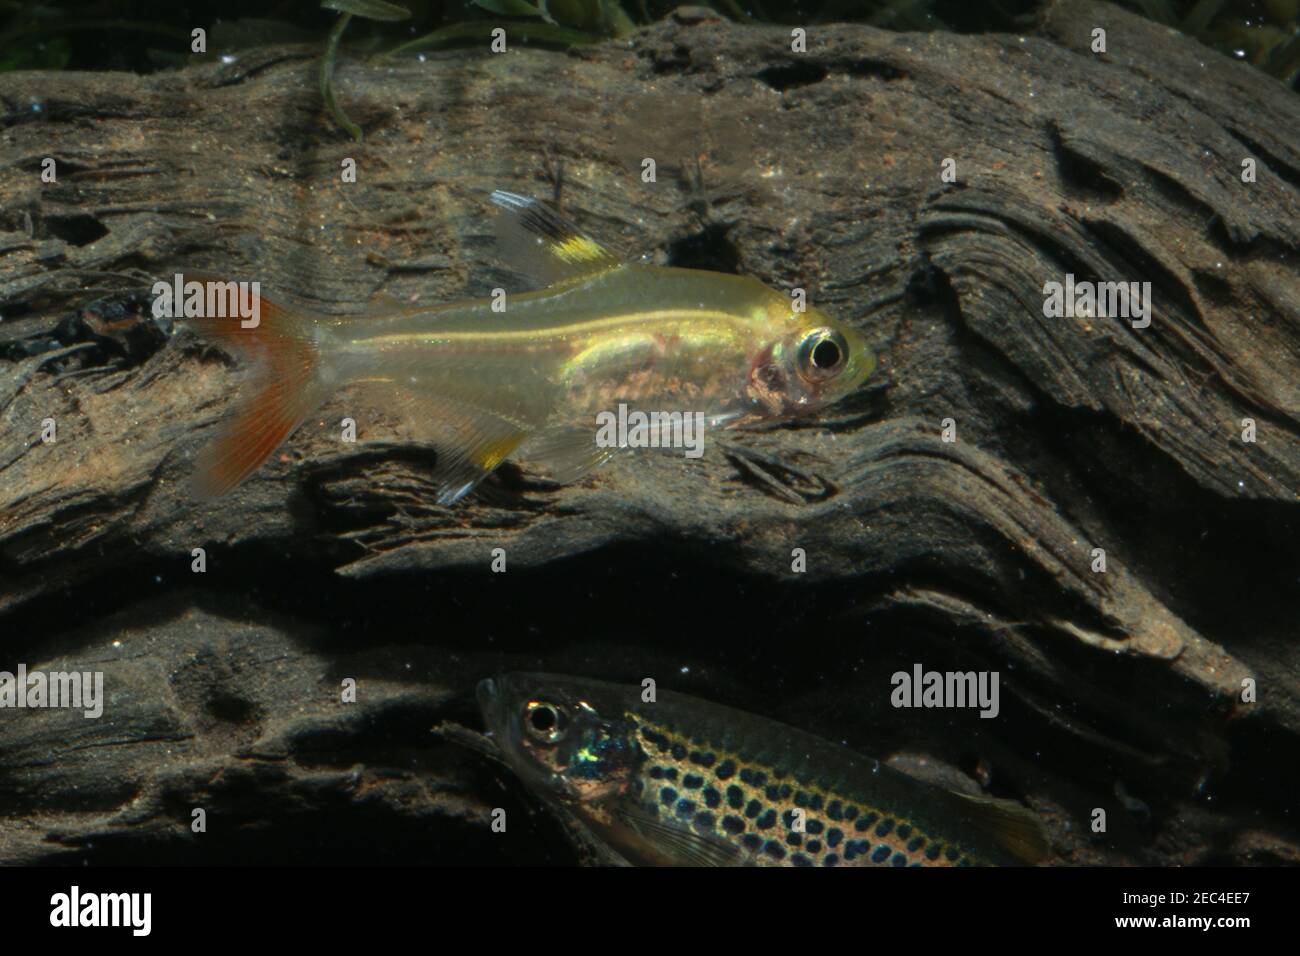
left=477, top=673, right=1050, bottom=867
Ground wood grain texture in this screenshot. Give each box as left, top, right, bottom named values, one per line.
left=1, top=2, right=1297, bottom=864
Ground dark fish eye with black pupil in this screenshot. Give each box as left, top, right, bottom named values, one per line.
left=525, top=699, right=566, bottom=743
left=813, top=337, right=842, bottom=370
left=800, top=329, right=847, bottom=379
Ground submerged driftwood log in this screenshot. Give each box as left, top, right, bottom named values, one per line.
left=1, top=1, right=1298, bottom=864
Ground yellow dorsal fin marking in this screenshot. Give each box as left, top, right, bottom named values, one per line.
left=552, top=235, right=610, bottom=265
left=490, top=189, right=623, bottom=286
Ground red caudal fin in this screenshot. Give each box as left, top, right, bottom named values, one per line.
left=177, top=275, right=326, bottom=498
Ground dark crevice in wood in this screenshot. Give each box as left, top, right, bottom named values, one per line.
left=755, top=61, right=828, bottom=91
left=1224, top=127, right=1300, bottom=191
left=1047, top=121, right=1125, bottom=202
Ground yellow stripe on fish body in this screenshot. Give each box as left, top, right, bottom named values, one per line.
left=557, top=316, right=752, bottom=387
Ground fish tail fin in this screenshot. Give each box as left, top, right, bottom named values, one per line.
left=182, top=276, right=327, bottom=498
left=949, top=791, right=1052, bottom=865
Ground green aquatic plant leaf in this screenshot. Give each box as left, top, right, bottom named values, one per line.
left=868, top=0, right=936, bottom=29
left=317, top=0, right=409, bottom=141
left=0, top=34, right=69, bottom=71
left=1262, top=0, right=1298, bottom=22
left=384, top=19, right=599, bottom=57
left=1261, top=28, right=1300, bottom=82
left=210, top=17, right=321, bottom=51
left=321, top=12, right=362, bottom=141
left=711, top=0, right=757, bottom=23
left=1131, top=0, right=1179, bottom=26
left=322, top=0, right=411, bottom=20
left=541, top=0, right=635, bottom=36
left=1182, top=0, right=1230, bottom=36
left=473, top=0, right=545, bottom=16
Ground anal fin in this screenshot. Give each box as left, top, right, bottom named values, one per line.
left=515, top=426, right=616, bottom=485
left=339, top=380, right=529, bottom=505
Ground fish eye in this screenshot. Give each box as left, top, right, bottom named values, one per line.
left=524, top=699, right=566, bottom=743
left=798, top=329, right=848, bottom=382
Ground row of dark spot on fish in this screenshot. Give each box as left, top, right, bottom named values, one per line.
left=635, top=722, right=972, bottom=867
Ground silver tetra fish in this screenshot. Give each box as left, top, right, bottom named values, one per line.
left=181, top=191, right=874, bottom=501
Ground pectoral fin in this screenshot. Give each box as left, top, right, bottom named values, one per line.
left=612, top=804, right=742, bottom=867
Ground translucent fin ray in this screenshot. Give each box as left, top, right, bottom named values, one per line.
left=948, top=791, right=1052, bottom=865
left=489, top=190, right=622, bottom=288
left=515, top=426, right=616, bottom=485
left=339, top=380, right=529, bottom=505
left=182, top=277, right=326, bottom=498
left=613, top=804, right=741, bottom=867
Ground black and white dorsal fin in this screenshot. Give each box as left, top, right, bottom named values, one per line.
left=489, top=190, right=623, bottom=288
